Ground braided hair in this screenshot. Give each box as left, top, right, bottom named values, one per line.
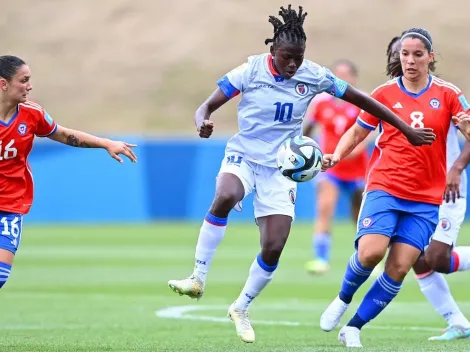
left=265, top=5, right=307, bottom=47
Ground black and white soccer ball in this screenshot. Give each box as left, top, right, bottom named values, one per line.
left=276, top=136, right=323, bottom=182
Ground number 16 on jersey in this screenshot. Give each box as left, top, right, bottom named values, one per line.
left=0, top=213, right=22, bottom=252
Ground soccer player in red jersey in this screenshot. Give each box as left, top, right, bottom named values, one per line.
left=318, top=28, right=470, bottom=347
left=0, top=55, right=137, bottom=288
left=303, top=60, right=367, bottom=274
left=385, top=35, right=470, bottom=341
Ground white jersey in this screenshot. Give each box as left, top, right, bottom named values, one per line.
left=217, top=53, right=348, bottom=167
left=446, top=123, right=467, bottom=198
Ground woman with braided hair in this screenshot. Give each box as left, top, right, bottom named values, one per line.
left=168, top=6, right=434, bottom=343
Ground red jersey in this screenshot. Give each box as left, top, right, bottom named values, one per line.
left=0, top=101, right=57, bottom=214
left=357, top=76, right=470, bottom=205
left=308, top=93, right=367, bottom=181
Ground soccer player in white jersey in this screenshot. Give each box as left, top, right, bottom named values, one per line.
left=386, top=34, right=470, bottom=341
left=167, top=6, right=435, bottom=343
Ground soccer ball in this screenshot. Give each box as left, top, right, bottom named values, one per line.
left=276, top=136, right=323, bottom=182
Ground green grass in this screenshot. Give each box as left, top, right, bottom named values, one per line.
left=2, top=222, right=470, bottom=351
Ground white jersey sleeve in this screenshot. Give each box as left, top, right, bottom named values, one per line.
left=300, top=60, right=348, bottom=98
left=217, top=56, right=257, bottom=98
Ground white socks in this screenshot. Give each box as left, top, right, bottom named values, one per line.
left=234, top=254, right=277, bottom=310
left=451, top=247, right=470, bottom=272
left=417, top=271, right=470, bottom=328
left=193, top=213, right=227, bottom=283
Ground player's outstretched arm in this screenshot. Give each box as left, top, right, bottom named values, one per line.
left=340, top=85, right=436, bottom=146
left=48, top=126, right=137, bottom=163
left=195, top=88, right=230, bottom=138
left=321, top=123, right=370, bottom=170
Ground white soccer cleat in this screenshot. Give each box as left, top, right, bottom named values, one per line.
left=168, top=275, right=204, bottom=300
left=338, top=326, right=363, bottom=348
left=320, top=296, right=350, bottom=332
left=227, top=303, right=255, bottom=343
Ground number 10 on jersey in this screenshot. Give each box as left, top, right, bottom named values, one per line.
left=274, top=102, right=293, bottom=123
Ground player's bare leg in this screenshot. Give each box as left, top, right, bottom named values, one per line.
left=320, top=234, right=389, bottom=332
left=306, top=179, right=338, bottom=274
left=168, top=173, right=244, bottom=300
left=229, top=214, right=291, bottom=343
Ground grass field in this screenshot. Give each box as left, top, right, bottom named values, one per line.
left=2, top=222, right=470, bottom=351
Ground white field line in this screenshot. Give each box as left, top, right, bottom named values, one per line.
left=155, top=304, right=443, bottom=332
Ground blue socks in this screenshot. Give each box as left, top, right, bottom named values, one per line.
left=339, top=252, right=373, bottom=304
left=347, top=272, right=402, bottom=329
left=314, top=232, right=331, bottom=262
left=0, top=262, right=11, bottom=289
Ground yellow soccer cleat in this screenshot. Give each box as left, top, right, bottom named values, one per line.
left=227, top=303, right=255, bottom=343
left=168, top=275, right=204, bottom=300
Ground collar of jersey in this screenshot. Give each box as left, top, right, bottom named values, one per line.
left=267, top=55, right=285, bottom=82
left=397, top=75, right=433, bottom=98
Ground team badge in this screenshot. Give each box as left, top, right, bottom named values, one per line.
left=429, top=98, right=440, bottom=109
left=288, top=188, right=296, bottom=204
left=295, top=82, right=309, bottom=96
left=439, top=218, right=451, bottom=231
left=17, top=123, right=27, bottom=135
left=362, top=217, right=372, bottom=228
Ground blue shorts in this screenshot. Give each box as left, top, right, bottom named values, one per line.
left=324, top=173, right=364, bottom=194
left=356, top=190, right=439, bottom=252
left=0, top=212, right=23, bottom=254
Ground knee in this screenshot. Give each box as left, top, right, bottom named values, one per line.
left=424, top=250, right=451, bottom=273
left=412, top=255, right=431, bottom=275
left=386, top=262, right=410, bottom=282
left=211, top=189, right=241, bottom=214
left=357, top=246, right=386, bottom=268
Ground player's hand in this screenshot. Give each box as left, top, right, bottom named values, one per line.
left=321, top=154, right=339, bottom=171
left=104, top=140, right=137, bottom=163
left=198, top=120, right=214, bottom=138
left=404, top=127, right=436, bottom=146
left=453, top=112, right=470, bottom=133
left=444, top=166, right=462, bottom=203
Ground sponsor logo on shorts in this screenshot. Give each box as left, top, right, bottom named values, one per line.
left=362, top=217, right=372, bottom=228
left=288, top=188, right=296, bottom=204
left=439, top=218, right=451, bottom=231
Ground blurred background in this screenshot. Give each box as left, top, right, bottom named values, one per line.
left=2, top=2, right=470, bottom=350
left=3, top=0, right=469, bottom=223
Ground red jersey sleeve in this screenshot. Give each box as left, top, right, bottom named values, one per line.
left=35, top=107, right=58, bottom=137
left=356, top=89, right=382, bottom=131
left=449, top=90, right=470, bottom=117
